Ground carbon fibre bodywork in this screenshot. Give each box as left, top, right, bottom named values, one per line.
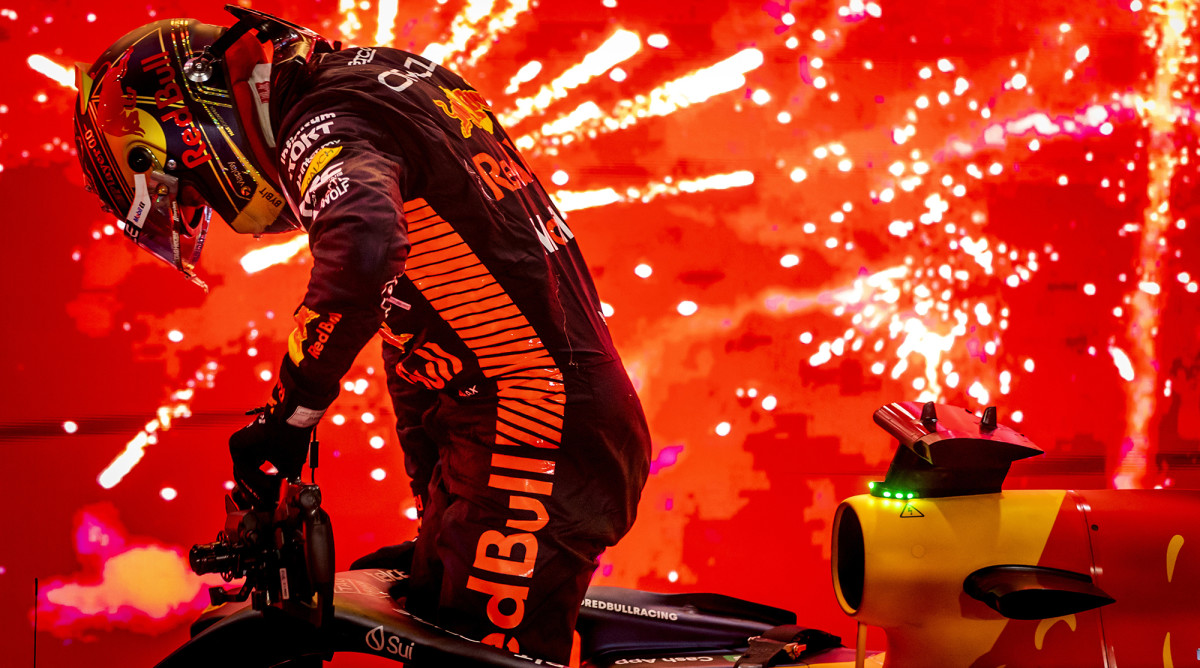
left=155, top=569, right=859, bottom=667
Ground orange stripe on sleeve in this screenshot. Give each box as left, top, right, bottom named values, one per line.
left=411, top=264, right=492, bottom=291
left=447, top=305, right=522, bottom=330
left=499, top=387, right=566, bottom=406
left=479, top=352, right=559, bottom=376
left=496, top=422, right=560, bottom=449
left=507, top=398, right=566, bottom=424
left=439, top=293, right=513, bottom=321
left=498, top=405, right=563, bottom=442
left=430, top=282, right=506, bottom=312
left=420, top=273, right=496, bottom=301
left=473, top=339, right=543, bottom=358
left=488, top=474, right=553, bottom=496
left=404, top=209, right=440, bottom=229
left=463, top=326, right=538, bottom=348
left=406, top=256, right=480, bottom=281
left=495, top=433, right=522, bottom=447
left=403, top=197, right=429, bottom=212
left=499, top=400, right=564, bottom=430
left=455, top=315, right=528, bottom=340
left=405, top=244, right=475, bottom=272
left=491, top=453, right=556, bottom=475
left=408, top=224, right=460, bottom=246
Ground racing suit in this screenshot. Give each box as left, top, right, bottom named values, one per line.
left=264, top=42, right=651, bottom=662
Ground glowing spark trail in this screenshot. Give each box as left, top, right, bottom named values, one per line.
left=338, top=0, right=362, bottom=41
left=500, top=29, right=642, bottom=127
left=240, top=235, right=310, bottom=274
left=553, top=187, right=621, bottom=212
left=97, top=387, right=198, bottom=489
left=1114, top=0, right=1193, bottom=489
left=422, top=0, right=497, bottom=64
left=517, top=48, right=765, bottom=151
left=552, top=171, right=755, bottom=212
left=809, top=266, right=966, bottom=401
left=28, top=54, right=76, bottom=89
left=462, top=0, right=533, bottom=68
left=374, top=0, right=399, bottom=46
left=505, top=61, right=543, bottom=95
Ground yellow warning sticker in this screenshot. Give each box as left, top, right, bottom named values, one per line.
left=300, top=145, right=343, bottom=196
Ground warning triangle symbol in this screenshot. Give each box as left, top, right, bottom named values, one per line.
left=900, top=503, right=924, bottom=518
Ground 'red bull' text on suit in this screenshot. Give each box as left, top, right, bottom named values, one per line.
left=264, top=42, right=651, bottom=662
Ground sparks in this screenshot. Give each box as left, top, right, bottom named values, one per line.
left=500, top=29, right=641, bottom=127
left=98, top=387, right=197, bottom=489
left=552, top=170, right=754, bottom=212
left=518, top=48, right=764, bottom=150
left=462, top=0, right=533, bottom=67
left=422, top=0, right=497, bottom=64
left=505, top=60, right=544, bottom=95
left=337, top=0, right=362, bottom=41
left=240, top=235, right=310, bottom=274
left=1113, top=0, right=1191, bottom=489
left=28, top=54, right=76, bottom=89
left=374, top=0, right=398, bottom=46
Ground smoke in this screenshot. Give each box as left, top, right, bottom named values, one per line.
left=35, top=504, right=225, bottom=639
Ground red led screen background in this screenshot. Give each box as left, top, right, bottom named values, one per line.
left=2, top=0, right=1199, bottom=664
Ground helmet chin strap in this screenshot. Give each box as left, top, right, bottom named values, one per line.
left=169, top=194, right=211, bottom=292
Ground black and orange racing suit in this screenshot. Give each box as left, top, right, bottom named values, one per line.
left=262, top=43, right=651, bottom=662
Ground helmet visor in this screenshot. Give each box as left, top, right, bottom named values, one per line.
left=124, top=169, right=211, bottom=290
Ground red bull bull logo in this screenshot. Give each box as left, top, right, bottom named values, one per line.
left=77, top=56, right=135, bottom=207
left=288, top=306, right=322, bottom=365
left=94, top=53, right=144, bottom=140
left=287, top=306, right=343, bottom=364
left=434, top=87, right=494, bottom=139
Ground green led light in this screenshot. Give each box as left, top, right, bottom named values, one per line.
left=883, top=491, right=892, bottom=498
left=907, top=493, right=914, bottom=499
left=868, top=481, right=876, bottom=490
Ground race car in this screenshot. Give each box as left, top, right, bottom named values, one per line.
left=156, top=402, right=1199, bottom=667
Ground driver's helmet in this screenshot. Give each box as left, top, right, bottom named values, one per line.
left=74, top=18, right=298, bottom=289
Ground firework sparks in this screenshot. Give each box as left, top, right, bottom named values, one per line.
left=505, top=60, right=543, bottom=95
left=11, top=2, right=1200, bottom=657
left=97, top=386, right=200, bottom=489
left=1114, top=0, right=1193, bottom=489
left=338, top=0, right=362, bottom=41
left=461, top=0, right=532, bottom=68
left=552, top=170, right=755, bottom=212
left=499, top=29, right=642, bottom=127
left=28, top=54, right=76, bottom=89
left=516, top=48, right=765, bottom=151
left=422, top=0, right=497, bottom=64
left=374, top=0, right=399, bottom=46
left=240, top=235, right=310, bottom=274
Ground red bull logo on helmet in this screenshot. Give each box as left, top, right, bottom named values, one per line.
left=77, top=57, right=137, bottom=207
left=434, top=87, right=494, bottom=139
left=139, top=51, right=212, bottom=169
left=94, top=52, right=144, bottom=140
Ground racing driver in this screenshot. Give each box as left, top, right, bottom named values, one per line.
left=72, top=8, right=651, bottom=662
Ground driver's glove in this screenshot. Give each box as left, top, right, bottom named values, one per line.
left=229, top=402, right=313, bottom=510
